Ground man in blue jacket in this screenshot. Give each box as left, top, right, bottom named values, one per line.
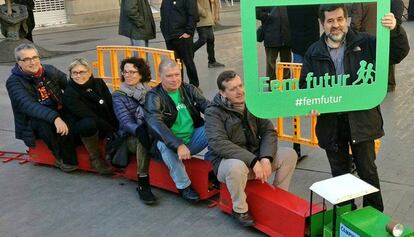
left=6, top=43, right=78, bottom=172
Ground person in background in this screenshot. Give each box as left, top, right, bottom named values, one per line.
left=14, top=0, right=35, bottom=42
left=408, top=0, right=414, bottom=21
left=118, top=0, right=156, bottom=47
left=6, top=43, right=78, bottom=172
left=63, top=58, right=117, bottom=175
left=193, top=0, right=225, bottom=68
left=112, top=57, right=157, bottom=204
left=350, top=0, right=408, bottom=92
left=160, top=0, right=200, bottom=87
left=256, top=6, right=291, bottom=81
left=286, top=5, right=320, bottom=159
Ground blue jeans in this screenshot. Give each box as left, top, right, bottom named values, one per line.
left=157, top=126, right=208, bottom=189
left=292, top=53, right=304, bottom=63
left=131, top=39, right=148, bottom=47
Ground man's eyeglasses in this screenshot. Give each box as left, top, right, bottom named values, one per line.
left=71, top=70, right=89, bottom=76
left=122, top=70, right=139, bottom=75
left=19, top=56, right=40, bottom=63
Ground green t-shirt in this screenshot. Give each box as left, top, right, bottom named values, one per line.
left=168, top=90, right=194, bottom=144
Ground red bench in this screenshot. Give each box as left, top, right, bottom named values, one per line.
left=218, top=180, right=324, bottom=237
left=28, top=140, right=219, bottom=200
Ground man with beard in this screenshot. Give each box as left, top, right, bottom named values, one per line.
left=299, top=4, right=409, bottom=212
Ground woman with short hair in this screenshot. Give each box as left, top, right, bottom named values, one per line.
left=63, top=58, right=118, bottom=175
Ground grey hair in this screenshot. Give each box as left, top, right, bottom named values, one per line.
left=68, top=58, right=92, bottom=73
left=14, top=43, right=39, bottom=62
left=158, top=58, right=179, bottom=75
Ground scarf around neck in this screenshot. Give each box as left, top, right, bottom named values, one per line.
left=120, top=82, right=150, bottom=104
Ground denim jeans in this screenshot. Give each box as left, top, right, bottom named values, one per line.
left=131, top=39, right=149, bottom=47
left=157, top=126, right=208, bottom=189
left=292, top=53, right=304, bottom=63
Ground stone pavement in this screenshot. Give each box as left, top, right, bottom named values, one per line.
left=0, top=4, right=413, bottom=236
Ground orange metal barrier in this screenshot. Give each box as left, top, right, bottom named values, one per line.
left=276, top=62, right=319, bottom=147
left=92, top=46, right=176, bottom=90
left=275, top=62, right=380, bottom=153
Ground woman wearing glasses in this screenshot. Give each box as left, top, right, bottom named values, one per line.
left=62, top=58, right=118, bottom=175
left=112, top=57, right=156, bottom=204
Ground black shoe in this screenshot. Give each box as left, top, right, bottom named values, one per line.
left=232, top=210, right=255, bottom=227
left=55, top=160, right=78, bottom=172
left=137, top=176, right=157, bottom=205
left=178, top=186, right=200, bottom=203
left=208, top=61, right=225, bottom=68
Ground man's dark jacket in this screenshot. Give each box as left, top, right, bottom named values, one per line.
left=160, top=0, right=199, bottom=40
left=299, top=27, right=409, bottom=151
left=256, top=7, right=291, bottom=48
left=118, top=0, right=156, bottom=40
left=205, top=94, right=277, bottom=174
left=286, top=5, right=320, bottom=56
left=6, top=64, right=67, bottom=147
left=144, top=82, right=209, bottom=155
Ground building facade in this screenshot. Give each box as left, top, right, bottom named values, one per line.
left=0, top=0, right=161, bottom=27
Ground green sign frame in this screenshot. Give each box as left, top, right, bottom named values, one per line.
left=242, top=0, right=390, bottom=118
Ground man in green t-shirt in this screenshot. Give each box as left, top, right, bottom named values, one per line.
left=145, top=59, right=210, bottom=203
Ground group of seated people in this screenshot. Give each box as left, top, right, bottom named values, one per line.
left=6, top=43, right=298, bottom=227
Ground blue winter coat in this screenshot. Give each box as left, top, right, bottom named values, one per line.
left=112, top=90, right=142, bottom=138
left=6, top=64, right=67, bottom=147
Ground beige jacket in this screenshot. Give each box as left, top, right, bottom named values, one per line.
left=196, top=0, right=219, bottom=27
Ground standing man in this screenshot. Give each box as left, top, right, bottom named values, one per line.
left=118, top=0, right=156, bottom=47
left=205, top=70, right=297, bottom=226
left=144, top=59, right=210, bottom=203
left=160, top=0, right=200, bottom=87
left=299, top=4, right=409, bottom=212
left=286, top=5, right=320, bottom=64
left=193, top=0, right=225, bottom=68
left=14, top=0, right=35, bottom=42
left=408, top=0, right=414, bottom=21
left=286, top=5, right=320, bottom=159
left=350, top=0, right=407, bottom=92
left=6, top=43, right=78, bottom=172
left=256, top=6, right=291, bottom=81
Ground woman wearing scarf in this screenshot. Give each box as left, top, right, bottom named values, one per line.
left=63, top=58, right=118, bottom=175
left=112, top=57, right=156, bottom=204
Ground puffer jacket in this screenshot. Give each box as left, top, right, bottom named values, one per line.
left=6, top=64, right=67, bottom=147
left=144, top=83, right=209, bottom=153
left=299, top=28, right=409, bottom=151
left=160, top=0, right=199, bottom=40
left=112, top=90, right=142, bottom=137
left=118, top=0, right=156, bottom=40
left=205, top=93, right=277, bottom=174
left=62, top=76, right=118, bottom=135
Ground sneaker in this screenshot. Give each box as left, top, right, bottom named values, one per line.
left=232, top=210, right=255, bottom=227
left=178, top=186, right=200, bottom=203
left=208, top=61, right=225, bottom=68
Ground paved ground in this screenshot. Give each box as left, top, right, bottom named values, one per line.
left=0, top=4, right=413, bottom=237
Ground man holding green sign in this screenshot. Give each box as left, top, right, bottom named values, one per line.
left=299, top=4, right=409, bottom=212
